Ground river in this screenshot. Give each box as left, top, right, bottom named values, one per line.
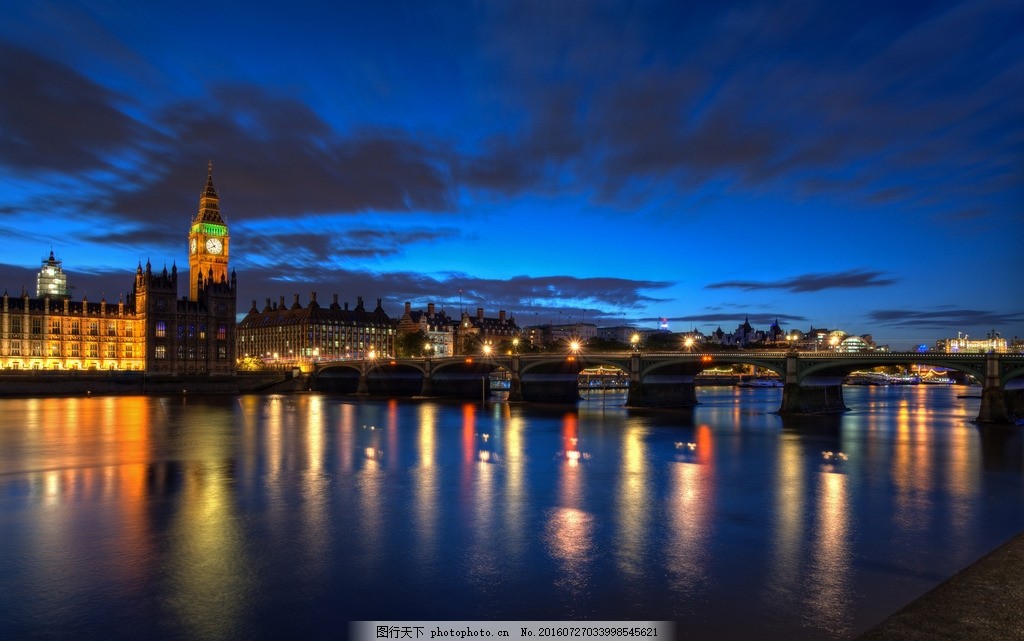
left=0, top=385, right=1021, bottom=640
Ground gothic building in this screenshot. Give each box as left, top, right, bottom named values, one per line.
left=135, top=162, right=237, bottom=374
left=0, top=164, right=237, bottom=374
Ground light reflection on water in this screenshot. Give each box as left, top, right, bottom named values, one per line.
left=0, top=387, right=1022, bottom=641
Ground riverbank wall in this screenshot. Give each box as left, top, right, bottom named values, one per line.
left=856, top=529, right=1024, bottom=640
left=0, top=371, right=306, bottom=396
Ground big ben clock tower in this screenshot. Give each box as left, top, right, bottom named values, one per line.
left=189, top=161, right=230, bottom=300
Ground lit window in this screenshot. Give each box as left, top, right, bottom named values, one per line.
left=156, top=321, right=166, bottom=338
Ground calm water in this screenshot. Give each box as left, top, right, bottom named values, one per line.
left=1, top=386, right=1022, bottom=641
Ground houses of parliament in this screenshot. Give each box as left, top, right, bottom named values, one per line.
left=0, top=164, right=237, bottom=374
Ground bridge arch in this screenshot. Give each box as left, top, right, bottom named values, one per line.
left=795, top=355, right=987, bottom=383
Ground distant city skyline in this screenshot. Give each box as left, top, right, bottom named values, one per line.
left=1, top=1, right=1021, bottom=349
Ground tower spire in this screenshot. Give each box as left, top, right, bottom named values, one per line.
left=203, top=159, right=218, bottom=199
left=194, top=160, right=224, bottom=224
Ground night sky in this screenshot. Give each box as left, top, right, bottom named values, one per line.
left=1, top=1, right=1021, bottom=348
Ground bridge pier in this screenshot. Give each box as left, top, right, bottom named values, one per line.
left=419, top=359, right=434, bottom=396
left=508, top=356, right=523, bottom=402
left=976, top=355, right=1022, bottom=425
left=625, top=375, right=698, bottom=408
left=356, top=367, right=369, bottom=395
left=778, top=378, right=848, bottom=414
left=520, top=374, right=580, bottom=403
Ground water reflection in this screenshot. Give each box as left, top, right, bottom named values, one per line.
left=805, top=469, right=852, bottom=637
left=1, top=387, right=1022, bottom=641
left=301, top=396, right=329, bottom=576
left=502, top=409, right=527, bottom=564
left=893, top=397, right=934, bottom=534
left=767, top=434, right=805, bottom=609
left=547, top=412, right=594, bottom=607
left=467, top=401, right=499, bottom=591
left=167, top=459, right=250, bottom=641
left=615, top=419, right=650, bottom=584
left=413, top=403, right=439, bottom=568
left=666, top=424, right=714, bottom=606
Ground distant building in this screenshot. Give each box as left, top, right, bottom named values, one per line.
left=801, top=327, right=833, bottom=351
left=594, top=325, right=666, bottom=347
left=237, top=294, right=394, bottom=368
left=766, top=319, right=785, bottom=345
left=705, top=317, right=768, bottom=347
left=523, top=323, right=598, bottom=349
left=397, top=302, right=455, bottom=356
left=942, top=331, right=1008, bottom=354
left=455, top=308, right=519, bottom=355
left=595, top=325, right=639, bottom=345
left=36, top=250, right=69, bottom=299
left=837, top=335, right=872, bottom=352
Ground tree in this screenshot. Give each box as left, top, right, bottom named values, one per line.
left=396, top=330, right=432, bottom=357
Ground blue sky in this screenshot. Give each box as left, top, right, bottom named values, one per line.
left=0, top=0, right=1021, bottom=348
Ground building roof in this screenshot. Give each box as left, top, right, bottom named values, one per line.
left=239, top=293, right=392, bottom=330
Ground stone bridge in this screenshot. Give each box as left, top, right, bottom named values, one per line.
left=313, top=351, right=1024, bottom=424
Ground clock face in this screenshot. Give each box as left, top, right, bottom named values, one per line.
left=190, top=238, right=197, bottom=254
left=206, top=238, right=223, bottom=255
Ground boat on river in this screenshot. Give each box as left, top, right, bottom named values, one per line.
left=736, top=377, right=783, bottom=388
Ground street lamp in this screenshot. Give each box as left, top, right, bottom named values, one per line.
left=631, top=333, right=640, bottom=352
left=684, top=337, right=694, bottom=352
left=512, top=337, right=519, bottom=354
left=482, top=343, right=493, bottom=356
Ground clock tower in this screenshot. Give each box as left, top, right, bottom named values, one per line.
left=188, top=161, right=230, bottom=300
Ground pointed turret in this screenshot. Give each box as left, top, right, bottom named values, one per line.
left=195, top=160, right=226, bottom=225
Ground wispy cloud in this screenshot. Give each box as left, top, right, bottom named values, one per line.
left=706, top=269, right=897, bottom=293
left=868, top=308, right=1024, bottom=329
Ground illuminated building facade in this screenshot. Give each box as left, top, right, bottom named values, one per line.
left=941, top=331, right=1008, bottom=354
left=0, top=165, right=237, bottom=373
left=0, top=292, right=144, bottom=370
left=237, top=294, right=394, bottom=368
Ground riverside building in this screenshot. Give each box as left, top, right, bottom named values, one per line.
left=0, top=164, right=237, bottom=373
left=237, top=294, right=394, bottom=369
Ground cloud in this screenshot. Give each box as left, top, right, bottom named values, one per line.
left=103, top=88, right=456, bottom=223
left=868, top=308, right=1024, bottom=330
left=238, top=227, right=462, bottom=266
left=0, top=41, right=139, bottom=172
left=649, top=313, right=808, bottom=327
left=464, top=0, right=1023, bottom=218
left=706, top=269, right=897, bottom=293
left=232, top=266, right=672, bottom=321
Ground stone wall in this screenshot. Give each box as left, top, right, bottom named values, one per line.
left=0, top=371, right=302, bottom=397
